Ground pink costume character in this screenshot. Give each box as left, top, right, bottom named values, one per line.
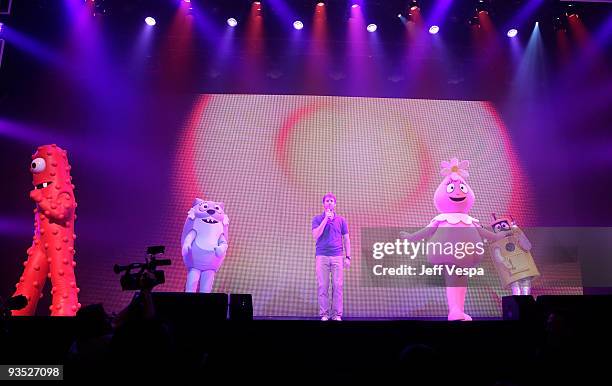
left=402, top=158, right=499, bottom=321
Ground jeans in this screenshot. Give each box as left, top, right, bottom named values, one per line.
left=316, top=255, right=344, bottom=318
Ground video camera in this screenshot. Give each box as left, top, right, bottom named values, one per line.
left=114, top=246, right=171, bottom=291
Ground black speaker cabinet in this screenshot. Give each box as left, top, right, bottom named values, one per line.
left=536, top=295, right=612, bottom=321
left=151, top=292, right=229, bottom=324
left=502, top=295, right=537, bottom=321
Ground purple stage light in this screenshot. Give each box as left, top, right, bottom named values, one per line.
left=367, top=23, right=377, bottom=33
left=352, top=4, right=359, bottom=9
left=145, top=17, right=156, bottom=26
left=227, top=18, right=238, bottom=27
left=507, top=28, right=518, bottom=38
left=293, top=20, right=304, bottom=30
left=429, top=25, right=440, bottom=35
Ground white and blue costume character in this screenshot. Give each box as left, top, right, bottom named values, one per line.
left=181, top=198, right=229, bottom=293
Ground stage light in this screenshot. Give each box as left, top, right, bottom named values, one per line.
left=92, top=0, right=108, bottom=17
left=566, top=3, right=577, bottom=14
left=145, top=17, right=156, bottom=26
left=410, top=1, right=419, bottom=11
left=428, top=25, right=439, bottom=35
left=227, top=18, right=238, bottom=27
left=352, top=4, right=359, bottom=9
left=293, top=20, right=304, bottom=30
left=553, top=16, right=567, bottom=32
left=317, top=2, right=325, bottom=6
left=398, top=14, right=402, bottom=18
left=475, top=0, right=490, bottom=16
left=507, top=28, right=518, bottom=38
left=0, top=23, right=3, bottom=34
left=367, top=23, right=377, bottom=32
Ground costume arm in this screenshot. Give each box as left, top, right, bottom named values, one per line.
left=216, top=233, right=228, bottom=256
left=476, top=226, right=505, bottom=242
left=400, top=222, right=439, bottom=242
left=223, top=214, right=230, bottom=241
left=182, top=229, right=196, bottom=257
left=30, top=190, right=75, bottom=222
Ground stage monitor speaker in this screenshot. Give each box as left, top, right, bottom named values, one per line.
left=151, top=292, right=229, bottom=324
left=502, top=295, right=537, bottom=321
left=504, top=295, right=612, bottom=325
left=228, top=294, right=253, bottom=321
left=536, top=295, right=612, bottom=322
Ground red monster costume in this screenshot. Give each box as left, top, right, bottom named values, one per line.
left=12, top=144, right=80, bottom=316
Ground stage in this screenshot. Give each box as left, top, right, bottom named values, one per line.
left=1, top=0, right=612, bottom=382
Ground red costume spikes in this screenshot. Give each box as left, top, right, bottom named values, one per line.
left=12, top=144, right=80, bottom=316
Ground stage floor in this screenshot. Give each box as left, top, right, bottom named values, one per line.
left=253, top=316, right=502, bottom=321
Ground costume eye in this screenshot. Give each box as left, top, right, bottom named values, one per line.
left=203, top=204, right=208, bottom=209
left=459, top=184, right=468, bottom=193
left=494, top=224, right=501, bottom=232
left=501, top=223, right=510, bottom=230
left=215, top=206, right=220, bottom=211
left=446, top=184, right=454, bottom=193
left=31, top=158, right=46, bottom=173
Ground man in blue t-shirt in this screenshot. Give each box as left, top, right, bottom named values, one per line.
left=311, top=193, right=351, bottom=321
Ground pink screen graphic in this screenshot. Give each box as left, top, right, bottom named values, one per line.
left=159, top=94, right=580, bottom=318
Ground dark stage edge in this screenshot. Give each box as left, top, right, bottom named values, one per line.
left=254, top=316, right=501, bottom=321
left=2, top=317, right=610, bottom=384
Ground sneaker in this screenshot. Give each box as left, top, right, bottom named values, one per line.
left=331, top=316, right=342, bottom=321
left=320, top=316, right=329, bottom=321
